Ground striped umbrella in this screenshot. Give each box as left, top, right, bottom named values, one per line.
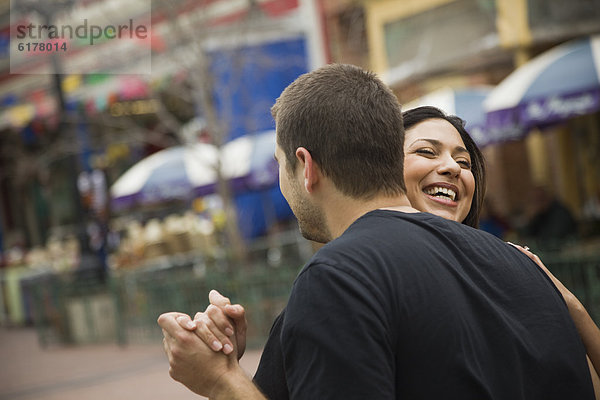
left=110, top=130, right=278, bottom=211
left=484, top=34, right=600, bottom=142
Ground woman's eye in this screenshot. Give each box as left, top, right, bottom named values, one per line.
left=457, top=160, right=472, bottom=169
left=416, top=149, right=435, bottom=156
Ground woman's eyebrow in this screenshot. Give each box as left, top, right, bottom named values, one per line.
left=410, top=138, right=440, bottom=146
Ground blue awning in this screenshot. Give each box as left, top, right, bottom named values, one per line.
left=484, top=34, right=600, bottom=142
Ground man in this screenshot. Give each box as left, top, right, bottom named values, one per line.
left=159, top=64, right=594, bottom=399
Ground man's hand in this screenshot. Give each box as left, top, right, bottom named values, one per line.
left=158, top=312, right=264, bottom=400
left=176, top=290, right=248, bottom=360
left=158, top=312, right=237, bottom=397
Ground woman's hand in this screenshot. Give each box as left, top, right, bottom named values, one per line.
left=507, top=242, right=576, bottom=303
left=175, top=290, right=248, bottom=360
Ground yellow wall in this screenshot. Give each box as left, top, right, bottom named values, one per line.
left=555, top=127, right=581, bottom=216
left=495, top=0, right=532, bottom=49
left=365, top=0, right=532, bottom=74
left=526, top=126, right=582, bottom=217
left=525, top=130, right=549, bottom=187
left=365, top=0, right=454, bottom=74
left=581, top=115, right=600, bottom=201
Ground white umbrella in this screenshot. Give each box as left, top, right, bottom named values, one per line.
left=110, top=130, right=278, bottom=211
left=110, top=142, right=219, bottom=210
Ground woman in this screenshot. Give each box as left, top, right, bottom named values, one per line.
left=177, top=106, right=600, bottom=394
left=401, top=106, right=484, bottom=228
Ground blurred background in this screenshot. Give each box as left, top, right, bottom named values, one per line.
left=0, top=0, right=600, bottom=397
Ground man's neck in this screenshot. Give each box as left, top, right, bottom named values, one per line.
left=323, top=193, right=417, bottom=239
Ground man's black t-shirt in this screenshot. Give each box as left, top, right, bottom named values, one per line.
left=253, top=210, right=594, bottom=399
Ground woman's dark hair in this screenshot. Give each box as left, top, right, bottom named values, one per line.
left=402, top=106, right=487, bottom=228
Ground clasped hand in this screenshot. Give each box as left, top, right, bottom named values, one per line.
left=157, top=290, right=248, bottom=397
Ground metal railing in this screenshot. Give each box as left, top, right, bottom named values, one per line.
left=25, top=242, right=306, bottom=348
left=21, top=240, right=600, bottom=348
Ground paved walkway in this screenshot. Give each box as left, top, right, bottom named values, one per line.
left=0, top=327, right=262, bottom=400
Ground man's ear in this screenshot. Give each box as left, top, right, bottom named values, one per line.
left=295, top=147, right=319, bottom=193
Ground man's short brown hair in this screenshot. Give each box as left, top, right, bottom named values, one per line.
left=272, top=64, right=406, bottom=199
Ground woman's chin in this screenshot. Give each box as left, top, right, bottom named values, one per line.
left=426, top=207, right=462, bottom=223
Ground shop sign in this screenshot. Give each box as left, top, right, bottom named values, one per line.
left=523, top=91, right=600, bottom=126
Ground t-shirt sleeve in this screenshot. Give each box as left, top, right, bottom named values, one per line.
left=281, top=262, right=396, bottom=400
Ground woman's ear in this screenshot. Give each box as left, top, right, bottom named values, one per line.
left=295, top=147, right=319, bottom=193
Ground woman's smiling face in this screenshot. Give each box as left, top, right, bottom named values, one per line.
left=403, top=118, right=476, bottom=224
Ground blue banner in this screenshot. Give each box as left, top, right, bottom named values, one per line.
left=209, top=36, right=308, bottom=141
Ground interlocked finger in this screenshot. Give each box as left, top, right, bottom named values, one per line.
left=194, top=313, right=235, bottom=355
left=206, top=304, right=235, bottom=337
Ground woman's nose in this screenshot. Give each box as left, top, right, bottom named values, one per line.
left=437, top=154, right=461, bottom=177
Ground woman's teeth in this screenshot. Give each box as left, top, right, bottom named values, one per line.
left=424, top=187, right=456, bottom=201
